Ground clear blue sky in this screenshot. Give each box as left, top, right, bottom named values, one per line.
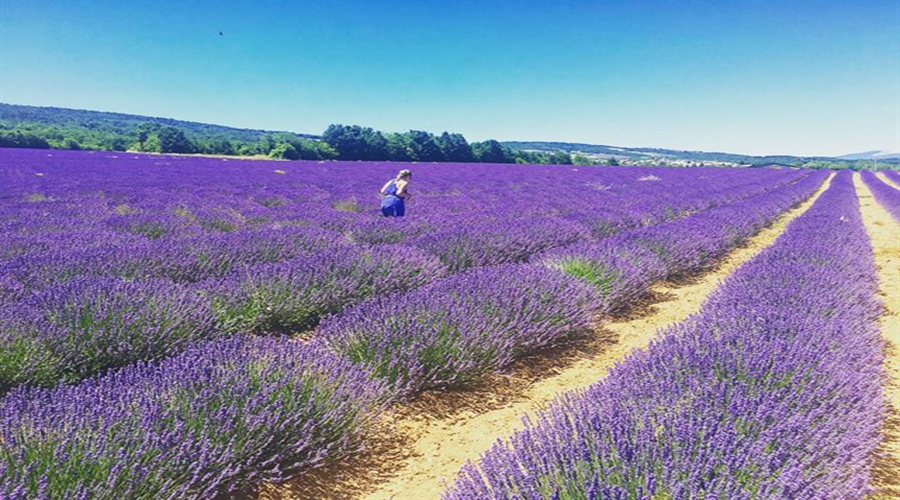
left=1, top=0, right=898, bottom=156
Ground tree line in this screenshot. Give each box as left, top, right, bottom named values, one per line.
left=320, top=125, right=596, bottom=164
left=0, top=117, right=598, bottom=164
left=0, top=121, right=338, bottom=160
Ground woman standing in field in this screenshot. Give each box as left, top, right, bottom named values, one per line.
left=380, top=169, right=412, bottom=217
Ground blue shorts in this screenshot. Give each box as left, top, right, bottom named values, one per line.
left=381, top=197, right=405, bottom=217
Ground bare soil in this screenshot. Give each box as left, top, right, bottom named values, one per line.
left=855, top=173, right=900, bottom=500
left=876, top=172, right=900, bottom=190
left=260, top=174, right=833, bottom=500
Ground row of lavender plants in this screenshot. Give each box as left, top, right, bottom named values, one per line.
left=540, top=171, right=828, bottom=309
left=882, top=169, right=900, bottom=186
left=0, top=242, right=444, bottom=392
left=314, top=171, right=827, bottom=397
left=444, top=171, right=883, bottom=499
left=861, top=170, right=900, bottom=222
left=0, top=336, right=387, bottom=500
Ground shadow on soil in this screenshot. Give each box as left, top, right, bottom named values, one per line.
left=870, top=406, right=900, bottom=499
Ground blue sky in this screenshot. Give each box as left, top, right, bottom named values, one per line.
left=1, top=0, right=898, bottom=156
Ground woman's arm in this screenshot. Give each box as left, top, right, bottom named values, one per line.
left=380, top=180, right=393, bottom=195
left=396, top=180, right=410, bottom=198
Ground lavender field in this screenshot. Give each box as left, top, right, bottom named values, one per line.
left=446, top=172, right=883, bottom=499
left=0, top=149, right=894, bottom=499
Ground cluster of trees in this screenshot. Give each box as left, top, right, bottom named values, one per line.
left=255, top=133, right=337, bottom=160
left=0, top=123, right=130, bottom=151
left=0, top=129, right=53, bottom=149
left=0, top=119, right=335, bottom=159
left=798, top=159, right=887, bottom=171
left=0, top=107, right=598, bottom=164
left=321, top=124, right=595, bottom=165
left=128, top=123, right=337, bottom=159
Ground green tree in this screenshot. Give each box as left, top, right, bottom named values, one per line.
left=257, top=135, right=277, bottom=155
left=407, top=130, right=444, bottom=162
left=549, top=151, right=573, bottom=165
left=385, top=133, right=414, bottom=161
left=135, top=122, right=162, bottom=145
left=270, top=143, right=300, bottom=160
left=297, top=140, right=338, bottom=160
left=156, top=126, right=194, bottom=153
left=437, top=132, right=475, bottom=162
left=322, top=124, right=389, bottom=160
left=141, top=135, right=162, bottom=153
left=0, top=130, right=51, bottom=149
left=572, top=154, right=593, bottom=165
left=472, top=140, right=512, bottom=163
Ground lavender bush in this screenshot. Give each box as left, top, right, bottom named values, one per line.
left=414, top=218, right=591, bottom=271
left=0, top=336, right=386, bottom=500
left=0, top=277, right=216, bottom=391
left=210, top=245, right=444, bottom=334
left=445, top=171, right=883, bottom=499
left=318, top=264, right=601, bottom=396
left=1, top=226, right=347, bottom=293
left=542, top=244, right=667, bottom=306
left=861, top=170, right=900, bottom=222
left=882, top=169, right=900, bottom=186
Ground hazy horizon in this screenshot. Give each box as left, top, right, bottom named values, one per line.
left=1, top=0, right=898, bottom=157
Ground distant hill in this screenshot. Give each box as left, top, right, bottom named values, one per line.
left=500, top=141, right=853, bottom=166
left=0, top=103, right=317, bottom=142
left=0, top=103, right=333, bottom=157
left=837, top=150, right=900, bottom=160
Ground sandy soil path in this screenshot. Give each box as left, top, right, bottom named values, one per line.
left=855, top=174, right=900, bottom=499
left=876, top=172, right=900, bottom=190
left=261, top=174, right=833, bottom=500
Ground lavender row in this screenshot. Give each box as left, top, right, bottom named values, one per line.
left=445, top=171, right=882, bottom=499
left=0, top=336, right=386, bottom=500
left=861, top=170, right=900, bottom=222
left=882, top=169, right=900, bottom=186
left=0, top=245, right=444, bottom=392
left=1, top=226, right=347, bottom=296
left=313, top=173, right=826, bottom=397
left=540, top=170, right=829, bottom=308
left=317, top=264, right=602, bottom=396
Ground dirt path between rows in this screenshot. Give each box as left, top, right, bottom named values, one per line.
left=855, top=174, right=900, bottom=499
left=260, top=174, right=833, bottom=500
left=877, top=172, right=900, bottom=190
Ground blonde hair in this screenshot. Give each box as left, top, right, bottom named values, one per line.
left=397, top=169, right=412, bottom=180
